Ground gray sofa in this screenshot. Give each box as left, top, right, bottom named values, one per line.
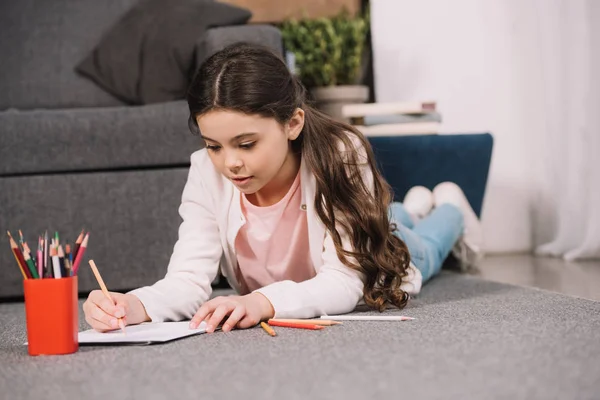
left=0, top=0, right=282, bottom=298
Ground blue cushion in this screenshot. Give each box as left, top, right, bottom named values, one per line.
left=367, top=133, right=494, bottom=217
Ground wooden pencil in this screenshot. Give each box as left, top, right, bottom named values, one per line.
left=71, top=233, right=89, bottom=275
left=321, top=315, right=415, bottom=321
left=73, top=230, right=84, bottom=260
left=22, top=250, right=40, bottom=279
left=8, top=232, right=28, bottom=279
left=88, top=260, right=126, bottom=334
left=51, top=246, right=61, bottom=278
left=269, top=319, right=342, bottom=326
left=260, top=321, right=276, bottom=337
left=267, top=320, right=324, bottom=330
left=58, top=245, right=67, bottom=277
left=43, top=231, right=49, bottom=278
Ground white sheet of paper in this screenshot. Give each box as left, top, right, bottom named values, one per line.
left=78, top=321, right=208, bottom=345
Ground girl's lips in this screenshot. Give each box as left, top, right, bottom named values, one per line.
left=232, top=176, right=253, bottom=185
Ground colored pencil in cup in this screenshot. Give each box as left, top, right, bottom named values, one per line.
left=22, top=249, right=40, bottom=279
left=88, top=260, right=126, bottom=335
left=269, top=319, right=342, bottom=326
left=71, top=233, right=89, bottom=275
left=73, top=230, right=84, bottom=260
left=58, top=245, right=67, bottom=277
left=267, top=320, right=324, bottom=330
left=260, top=321, right=276, bottom=337
left=65, top=244, right=72, bottom=274
left=320, top=315, right=415, bottom=321
left=7, top=231, right=29, bottom=279
left=51, top=246, right=62, bottom=278
left=18, top=230, right=25, bottom=250
left=37, top=237, right=43, bottom=278
left=44, top=231, right=49, bottom=278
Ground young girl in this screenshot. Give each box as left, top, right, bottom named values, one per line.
left=83, top=43, right=483, bottom=333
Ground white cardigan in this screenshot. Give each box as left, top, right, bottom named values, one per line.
left=130, top=145, right=422, bottom=322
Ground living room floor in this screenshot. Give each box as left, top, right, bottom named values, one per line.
left=475, top=254, right=600, bottom=301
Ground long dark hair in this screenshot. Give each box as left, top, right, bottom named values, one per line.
left=186, top=43, right=411, bottom=311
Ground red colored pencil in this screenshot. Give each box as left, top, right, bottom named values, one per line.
left=267, top=320, right=324, bottom=330
left=7, top=232, right=29, bottom=279
left=73, top=230, right=84, bottom=260
left=71, top=233, right=89, bottom=275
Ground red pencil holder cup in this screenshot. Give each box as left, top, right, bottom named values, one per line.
left=23, top=276, right=79, bottom=356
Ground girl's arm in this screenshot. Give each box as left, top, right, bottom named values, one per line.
left=255, top=231, right=422, bottom=319
left=128, top=151, right=223, bottom=322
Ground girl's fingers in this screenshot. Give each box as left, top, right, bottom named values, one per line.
left=222, top=306, right=246, bottom=332
left=237, top=315, right=259, bottom=330
left=190, top=302, right=217, bottom=328
left=86, top=305, right=117, bottom=332
left=190, top=297, right=227, bottom=329
left=206, top=303, right=234, bottom=333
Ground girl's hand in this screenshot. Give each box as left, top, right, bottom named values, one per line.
left=190, top=292, right=275, bottom=333
left=83, top=291, right=150, bottom=332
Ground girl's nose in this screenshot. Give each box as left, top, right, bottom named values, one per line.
left=225, top=154, right=243, bottom=170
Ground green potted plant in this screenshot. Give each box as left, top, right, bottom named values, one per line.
left=281, top=10, right=370, bottom=120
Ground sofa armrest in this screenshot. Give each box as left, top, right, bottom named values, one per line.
left=195, top=24, right=283, bottom=69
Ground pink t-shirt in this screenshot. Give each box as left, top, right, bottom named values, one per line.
left=234, top=171, right=316, bottom=294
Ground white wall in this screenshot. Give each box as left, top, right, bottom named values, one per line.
left=370, top=0, right=547, bottom=253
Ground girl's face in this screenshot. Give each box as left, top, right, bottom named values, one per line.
left=196, top=109, right=304, bottom=206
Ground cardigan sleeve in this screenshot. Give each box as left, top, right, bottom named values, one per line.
left=128, top=151, right=223, bottom=322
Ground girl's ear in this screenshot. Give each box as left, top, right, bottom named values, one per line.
left=286, top=108, right=305, bottom=140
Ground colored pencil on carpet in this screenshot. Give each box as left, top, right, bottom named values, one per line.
left=267, top=320, right=324, bottom=330
left=89, top=260, right=126, bottom=335
left=260, top=321, right=277, bottom=337
left=71, top=233, right=89, bottom=275
left=320, top=315, right=415, bottom=321
left=269, top=319, right=342, bottom=326
left=7, top=232, right=29, bottom=279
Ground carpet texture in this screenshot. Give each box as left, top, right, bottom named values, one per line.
left=1, top=272, right=599, bottom=400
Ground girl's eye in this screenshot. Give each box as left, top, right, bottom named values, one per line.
left=206, top=145, right=221, bottom=152
left=240, top=142, right=256, bottom=149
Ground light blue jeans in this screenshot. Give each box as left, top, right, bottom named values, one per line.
left=388, top=202, right=464, bottom=283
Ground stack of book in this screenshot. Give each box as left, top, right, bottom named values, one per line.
left=341, top=101, right=442, bottom=136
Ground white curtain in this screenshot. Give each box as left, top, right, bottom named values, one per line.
left=370, top=0, right=600, bottom=258
left=531, top=0, right=600, bottom=260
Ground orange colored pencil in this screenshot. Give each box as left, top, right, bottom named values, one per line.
left=88, top=260, right=126, bottom=335
left=267, top=320, right=324, bottom=330
left=269, top=319, right=342, bottom=326
left=260, top=321, right=276, bottom=336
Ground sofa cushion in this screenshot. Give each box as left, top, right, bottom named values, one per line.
left=75, top=0, right=251, bottom=105
left=0, top=101, right=202, bottom=176
left=367, top=134, right=494, bottom=217
left=0, top=0, right=139, bottom=110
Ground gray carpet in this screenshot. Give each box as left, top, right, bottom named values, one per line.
left=1, top=272, right=599, bottom=400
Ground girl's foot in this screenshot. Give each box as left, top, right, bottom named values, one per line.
left=433, top=182, right=484, bottom=270
left=402, top=186, right=434, bottom=223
